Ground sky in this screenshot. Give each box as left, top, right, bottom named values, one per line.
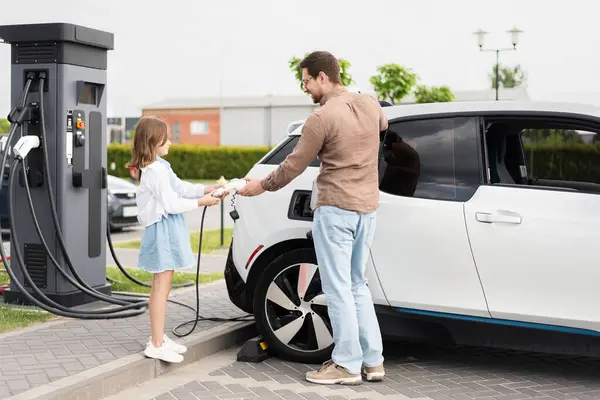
left=0, top=0, right=599, bottom=117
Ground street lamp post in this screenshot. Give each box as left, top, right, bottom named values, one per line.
left=474, top=26, right=523, bottom=100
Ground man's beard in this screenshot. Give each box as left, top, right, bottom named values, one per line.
left=310, top=92, right=321, bottom=104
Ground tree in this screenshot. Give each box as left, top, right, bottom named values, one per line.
left=369, top=64, right=418, bottom=104
left=489, top=63, right=526, bottom=89
left=414, top=85, right=455, bottom=103
left=0, top=118, right=9, bottom=134
left=288, top=54, right=354, bottom=91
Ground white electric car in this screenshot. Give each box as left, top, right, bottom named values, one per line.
left=224, top=100, right=600, bottom=363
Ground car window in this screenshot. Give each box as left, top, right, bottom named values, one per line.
left=482, top=117, right=600, bottom=194
left=261, top=136, right=320, bottom=167
left=379, top=117, right=481, bottom=201
left=524, top=127, right=599, bottom=189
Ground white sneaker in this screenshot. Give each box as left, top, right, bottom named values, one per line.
left=143, top=342, right=184, bottom=363
left=162, top=334, right=187, bottom=354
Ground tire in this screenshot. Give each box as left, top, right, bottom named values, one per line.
left=253, top=247, right=333, bottom=364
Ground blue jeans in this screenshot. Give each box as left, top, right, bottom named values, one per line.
left=312, top=205, right=384, bottom=374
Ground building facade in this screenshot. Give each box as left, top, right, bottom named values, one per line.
left=140, top=107, right=221, bottom=146
left=141, top=95, right=319, bottom=147
left=107, top=117, right=140, bottom=143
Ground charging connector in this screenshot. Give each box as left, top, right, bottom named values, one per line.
left=13, top=135, right=40, bottom=160
left=7, top=104, right=34, bottom=126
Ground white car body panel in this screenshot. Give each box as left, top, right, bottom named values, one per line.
left=381, top=100, right=600, bottom=121
left=232, top=163, right=316, bottom=281
left=370, top=192, right=491, bottom=318
left=464, top=184, right=600, bottom=331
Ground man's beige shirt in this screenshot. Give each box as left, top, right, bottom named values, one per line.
left=261, top=88, right=388, bottom=213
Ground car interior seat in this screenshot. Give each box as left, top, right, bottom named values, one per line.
left=487, top=127, right=515, bottom=184
left=495, top=137, right=515, bottom=183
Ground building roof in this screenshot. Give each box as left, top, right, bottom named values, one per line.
left=142, top=88, right=531, bottom=110
left=143, top=95, right=318, bottom=110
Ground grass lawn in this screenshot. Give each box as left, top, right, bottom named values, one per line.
left=114, top=228, right=233, bottom=253
left=0, top=266, right=224, bottom=332
left=0, top=269, right=58, bottom=332
left=0, top=305, right=56, bottom=333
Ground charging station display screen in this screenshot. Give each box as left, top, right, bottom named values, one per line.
left=78, top=82, right=97, bottom=105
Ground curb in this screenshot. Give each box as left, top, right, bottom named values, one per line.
left=10, top=321, right=257, bottom=400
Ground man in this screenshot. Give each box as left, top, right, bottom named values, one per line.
left=238, top=51, right=387, bottom=386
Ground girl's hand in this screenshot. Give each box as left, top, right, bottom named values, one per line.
left=203, top=184, right=220, bottom=196
left=198, top=194, right=221, bottom=207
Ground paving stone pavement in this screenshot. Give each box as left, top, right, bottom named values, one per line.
left=107, top=340, right=600, bottom=400
left=0, top=279, right=251, bottom=399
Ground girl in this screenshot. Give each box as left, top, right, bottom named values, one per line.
left=126, top=116, right=224, bottom=363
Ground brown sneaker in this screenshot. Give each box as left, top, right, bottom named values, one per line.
left=361, top=364, right=385, bottom=382
left=305, top=360, right=362, bottom=385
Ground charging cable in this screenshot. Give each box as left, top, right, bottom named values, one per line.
left=132, top=204, right=255, bottom=339
left=1, top=73, right=253, bottom=332
left=0, top=74, right=146, bottom=318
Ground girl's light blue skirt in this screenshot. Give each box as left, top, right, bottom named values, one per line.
left=137, top=213, right=195, bottom=273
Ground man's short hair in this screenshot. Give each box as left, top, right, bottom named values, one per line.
left=300, top=51, right=341, bottom=84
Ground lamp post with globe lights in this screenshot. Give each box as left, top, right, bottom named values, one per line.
left=474, top=26, right=523, bottom=100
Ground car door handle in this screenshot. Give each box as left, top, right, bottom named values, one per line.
left=476, top=211, right=522, bottom=224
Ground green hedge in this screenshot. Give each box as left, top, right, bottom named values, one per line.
left=523, top=142, right=600, bottom=182
left=107, top=142, right=600, bottom=183
left=107, top=144, right=271, bottom=180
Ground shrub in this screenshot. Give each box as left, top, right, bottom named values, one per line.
left=107, top=144, right=271, bottom=180
left=524, top=142, right=600, bottom=182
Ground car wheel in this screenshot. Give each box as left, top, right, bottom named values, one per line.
left=253, top=247, right=332, bottom=364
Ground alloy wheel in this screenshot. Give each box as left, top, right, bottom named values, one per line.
left=264, top=263, right=332, bottom=353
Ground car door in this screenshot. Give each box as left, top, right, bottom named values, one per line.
left=370, top=116, right=491, bottom=318
left=463, top=115, right=600, bottom=333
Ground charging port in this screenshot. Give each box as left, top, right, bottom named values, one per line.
left=24, top=69, right=49, bottom=93
left=287, top=190, right=313, bottom=221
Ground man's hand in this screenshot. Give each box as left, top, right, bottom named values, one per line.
left=238, top=177, right=266, bottom=197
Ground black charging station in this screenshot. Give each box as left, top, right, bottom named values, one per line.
left=0, top=23, right=114, bottom=307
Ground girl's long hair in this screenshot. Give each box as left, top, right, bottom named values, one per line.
left=126, top=116, right=170, bottom=169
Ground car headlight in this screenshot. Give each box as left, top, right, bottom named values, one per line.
left=107, top=192, right=115, bottom=202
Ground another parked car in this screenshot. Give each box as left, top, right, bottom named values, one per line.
left=0, top=172, right=139, bottom=233
left=224, top=100, right=600, bottom=364
left=106, top=174, right=139, bottom=231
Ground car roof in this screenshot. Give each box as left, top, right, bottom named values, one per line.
left=288, top=100, right=600, bottom=136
